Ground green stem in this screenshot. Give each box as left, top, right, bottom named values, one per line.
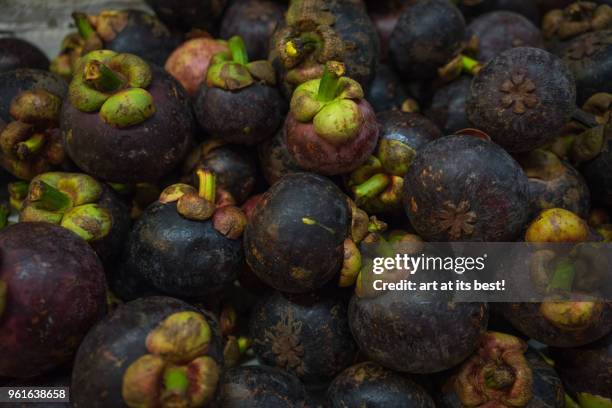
left=461, top=55, right=482, bottom=75
left=317, top=61, right=345, bottom=102
left=163, top=366, right=189, bottom=394
left=229, top=36, right=249, bottom=65
left=84, top=60, right=126, bottom=92
left=565, top=394, right=581, bottom=408
left=15, top=133, right=45, bottom=160
left=72, top=12, right=95, bottom=40
left=353, top=174, right=390, bottom=199
left=196, top=168, right=216, bottom=204
left=27, top=180, right=72, bottom=212
left=548, top=258, right=575, bottom=292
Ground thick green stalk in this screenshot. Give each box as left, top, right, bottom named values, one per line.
left=72, top=12, right=96, bottom=40
left=196, top=168, right=216, bottom=204
left=27, top=180, right=72, bottom=212
left=84, top=60, right=126, bottom=92
left=317, top=61, right=345, bottom=102
left=229, top=36, right=249, bottom=66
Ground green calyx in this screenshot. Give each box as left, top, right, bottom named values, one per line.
left=69, top=50, right=155, bottom=128
left=8, top=181, right=28, bottom=211
left=290, top=61, right=364, bottom=144
left=20, top=172, right=112, bottom=242
left=547, top=258, right=575, bottom=292
left=206, top=36, right=275, bottom=91
left=173, top=169, right=217, bottom=221
left=576, top=392, right=612, bottom=408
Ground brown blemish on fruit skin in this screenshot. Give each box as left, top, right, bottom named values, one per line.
left=328, top=361, right=435, bottom=407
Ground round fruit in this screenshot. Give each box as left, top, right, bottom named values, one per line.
left=0, top=38, right=49, bottom=73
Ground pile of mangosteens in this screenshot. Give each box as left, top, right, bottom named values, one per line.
left=1, top=1, right=612, bottom=407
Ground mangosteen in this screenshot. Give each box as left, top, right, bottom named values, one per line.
left=427, top=76, right=472, bottom=135
left=17, top=171, right=130, bottom=265
left=0, top=38, right=49, bottom=73
left=0, top=71, right=68, bottom=180
left=145, top=0, right=227, bottom=33
left=458, top=0, right=541, bottom=24
left=328, top=361, right=435, bottom=408
left=217, top=365, right=312, bottom=407
left=366, top=0, right=411, bottom=61
left=389, top=0, right=481, bottom=82
left=258, top=127, right=303, bottom=186
left=182, top=141, right=257, bottom=205
left=402, top=135, right=531, bottom=241
left=467, top=47, right=576, bottom=152
left=244, top=172, right=354, bottom=293
left=467, top=11, right=544, bottom=63
left=550, top=332, right=611, bottom=406
left=543, top=2, right=612, bottom=43
left=122, top=168, right=245, bottom=299
left=51, top=10, right=180, bottom=79
left=249, top=290, right=357, bottom=384
left=349, top=287, right=488, bottom=373
left=194, top=36, right=283, bottom=145
left=347, top=110, right=441, bottom=215
left=0, top=222, right=107, bottom=378
left=220, top=0, right=286, bottom=61
left=561, top=29, right=612, bottom=106
left=366, top=64, right=410, bottom=113
left=164, top=37, right=229, bottom=97
left=270, top=0, right=380, bottom=96
left=61, top=50, right=194, bottom=183
left=436, top=332, right=564, bottom=408
left=517, top=149, right=591, bottom=218
left=71, top=296, right=224, bottom=407
left=284, top=61, right=379, bottom=175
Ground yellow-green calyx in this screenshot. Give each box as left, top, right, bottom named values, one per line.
left=69, top=50, right=155, bottom=128
left=123, top=311, right=220, bottom=408
left=206, top=35, right=276, bottom=91
left=19, top=172, right=113, bottom=242
left=290, top=61, right=364, bottom=144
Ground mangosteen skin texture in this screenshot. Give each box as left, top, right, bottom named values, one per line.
left=249, top=291, right=358, bottom=384
left=581, top=138, right=612, bottom=206
left=123, top=201, right=243, bottom=298
left=550, top=332, right=611, bottom=401
left=71, top=296, right=224, bottom=408
left=467, top=47, right=576, bottom=152
left=328, top=362, right=436, bottom=408
left=378, top=110, right=441, bottom=150
left=501, top=302, right=612, bottom=347
left=403, top=135, right=531, bottom=241
left=220, top=0, right=285, bottom=61
left=258, top=128, right=302, bottom=186
left=145, top=0, right=227, bottom=33
left=90, top=184, right=132, bottom=266
left=195, top=82, right=283, bottom=145
left=349, top=291, right=488, bottom=373
left=427, top=76, right=471, bottom=135
left=389, top=0, right=465, bottom=80
left=467, top=11, right=544, bottom=63
left=0, top=69, right=67, bottom=123
left=61, top=66, right=194, bottom=183
left=0, top=38, right=50, bottom=73
left=561, top=30, right=612, bottom=105
left=366, top=64, right=410, bottom=113
left=0, top=222, right=107, bottom=378
left=217, top=365, right=312, bottom=408
left=244, top=173, right=350, bottom=293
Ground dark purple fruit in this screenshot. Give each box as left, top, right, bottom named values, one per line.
left=389, top=0, right=465, bottom=80
left=550, top=332, right=611, bottom=405
left=328, top=361, right=435, bottom=408
left=0, top=222, right=106, bottom=378
left=244, top=172, right=350, bottom=293
left=249, top=291, right=357, bottom=384
left=467, top=47, right=576, bottom=152
left=427, top=76, right=472, bottom=135
left=0, top=38, right=49, bottom=73
left=436, top=332, right=564, bottom=408
left=145, top=0, right=227, bottom=33
left=581, top=135, right=612, bottom=206
left=403, top=135, right=531, bottom=241
left=467, top=11, right=544, bottom=63
left=217, top=365, right=312, bottom=407
left=517, top=149, right=591, bottom=218
left=258, top=128, right=303, bottom=186
left=366, top=64, right=410, bottom=112
left=194, top=36, right=283, bottom=145
left=220, top=0, right=286, bottom=61
left=71, top=296, right=224, bottom=408
left=561, top=30, right=612, bottom=105
left=349, top=289, right=488, bottom=373
left=61, top=53, right=194, bottom=183
left=367, top=1, right=411, bottom=61
left=459, top=0, right=541, bottom=24
left=348, top=110, right=441, bottom=214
